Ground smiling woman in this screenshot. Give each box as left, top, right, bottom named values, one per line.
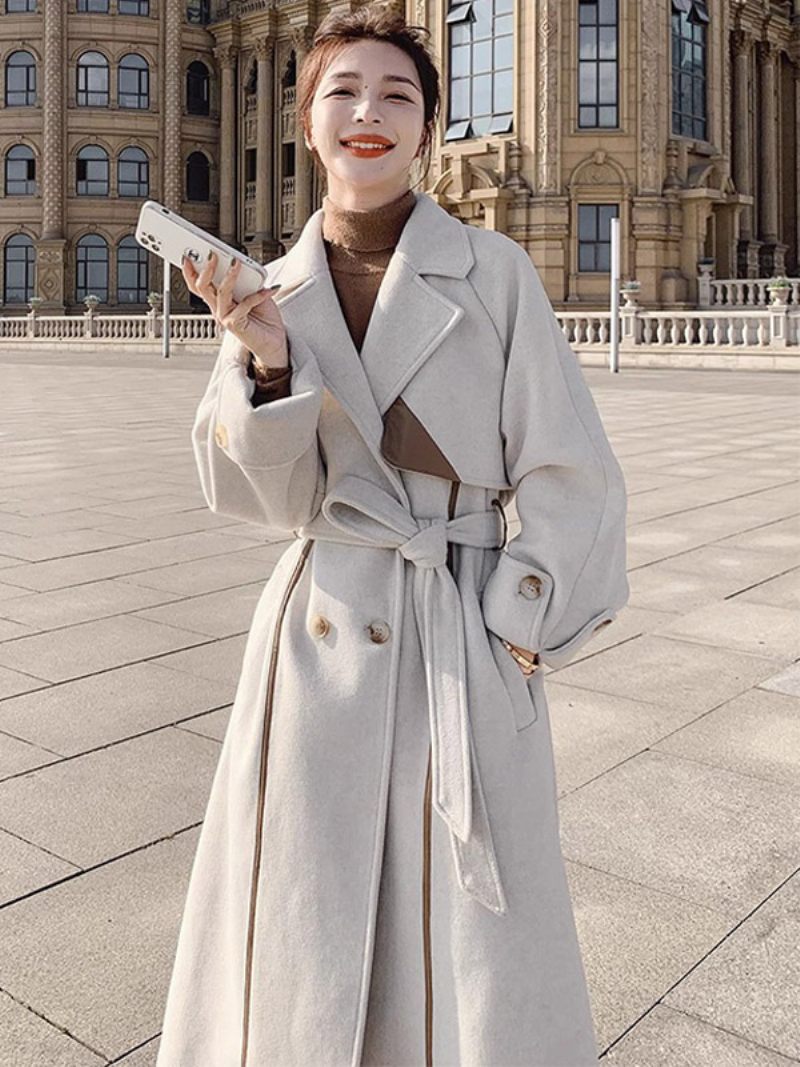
left=157, top=4, right=628, bottom=1067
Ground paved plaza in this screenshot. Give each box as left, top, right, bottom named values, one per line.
left=0, top=348, right=797, bottom=1066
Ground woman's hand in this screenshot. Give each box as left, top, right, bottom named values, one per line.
left=501, top=639, right=540, bottom=677
left=181, top=251, right=289, bottom=372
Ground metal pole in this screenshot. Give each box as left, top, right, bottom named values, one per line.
left=609, top=216, right=620, bottom=373
left=162, top=259, right=171, bottom=360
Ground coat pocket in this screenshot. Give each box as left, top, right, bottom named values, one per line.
left=487, top=630, right=539, bottom=733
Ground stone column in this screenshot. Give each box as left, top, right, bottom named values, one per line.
left=535, top=0, right=560, bottom=194
left=162, top=0, right=183, bottom=210
left=292, top=26, right=315, bottom=239
left=758, top=40, right=780, bottom=272
left=39, top=0, right=67, bottom=309
left=216, top=44, right=238, bottom=244
left=254, top=36, right=275, bottom=249
left=732, top=28, right=759, bottom=276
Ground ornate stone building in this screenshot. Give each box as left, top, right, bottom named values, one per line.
left=0, top=0, right=798, bottom=313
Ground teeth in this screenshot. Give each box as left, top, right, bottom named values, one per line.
left=344, top=141, right=391, bottom=149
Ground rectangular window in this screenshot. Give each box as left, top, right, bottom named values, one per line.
left=671, top=0, right=708, bottom=140
left=444, top=0, right=514, bottom=141
left=578, top=0, right=618, bottom=128
left=577, top=203, right=618, bottom=272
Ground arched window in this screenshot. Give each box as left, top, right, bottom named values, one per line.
left=118, top=146, right=149, bottom=197
left=5, top=145, right=36, bottom=195
left=118, top=53, right=149, bottom=109
left=186, top=151, right=210, bottom=201
left=3, top=233, right=35, bottom=304
left=186, top=60, right=210, bottom=115
left=186, top=0, right=210, bottom=25
left=444, top=0, right=513, bottom=141
left=77, top=51, right=109, bottom=107
left=76, top=145, right=109, bottom=196
left=119, top=0, right=149, bottom=13
left=117, top=235, right=148, bottom=303
left=5, top=50, right=36, bottom=107
left=671, top=0, right=708, bottom=140
left=77, top=0, right=110, bottom=10
left=76, top=234, right=109, bottom=303
left=578, top=0, right=619, bottom=128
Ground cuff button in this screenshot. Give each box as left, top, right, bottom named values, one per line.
left=214, top=423, right=229, bottom=449
left=308, top=613, right=331, bottom=638
left=518, top=575, right=543, bottom=599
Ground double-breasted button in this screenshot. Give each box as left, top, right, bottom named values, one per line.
left=366, top=619, right=391, bottom=644
left=518, top=574, right=543, bottom=599
left=214, top=422, right=229, bottom=449
left=308, top=613, right=330, bottom=638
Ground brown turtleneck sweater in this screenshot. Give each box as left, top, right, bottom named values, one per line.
left=249, top=187, right=416, bottom=407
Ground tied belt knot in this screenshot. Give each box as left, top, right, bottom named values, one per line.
left=321, top=475, right=509, bottom=917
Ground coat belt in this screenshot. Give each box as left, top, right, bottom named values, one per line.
left=321, top=475, right=508, bottom=917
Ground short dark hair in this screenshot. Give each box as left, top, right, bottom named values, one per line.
left=296, top=2, right=441, bottom=191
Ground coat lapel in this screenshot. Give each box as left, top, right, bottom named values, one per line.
left=267, top=193, right=474, bottom=495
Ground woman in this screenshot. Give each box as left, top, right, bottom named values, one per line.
left=157, top=6, right=629, bottom=1066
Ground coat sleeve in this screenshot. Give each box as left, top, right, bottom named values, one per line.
left=192, top=326, right=326, bottom=539
left=479, top=244, right=630, bottom=670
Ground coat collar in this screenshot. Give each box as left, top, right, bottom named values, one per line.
left=267, top=193, right=474, bottom=500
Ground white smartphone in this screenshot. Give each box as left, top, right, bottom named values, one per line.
left=135, top=200, right=269, bottom=304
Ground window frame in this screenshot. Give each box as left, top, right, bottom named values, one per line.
left=577, top=0, right=619, bottom=130
left=444, top=0, right=514, bottom=143
left=577, top=202, right=619, bottom=273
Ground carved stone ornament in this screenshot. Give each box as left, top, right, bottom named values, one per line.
left=639, top=0, right=661, bottom=193
left=536, top=0, right=560, bottom=194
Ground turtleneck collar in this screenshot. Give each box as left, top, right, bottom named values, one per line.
left=322, top=188, right=417, bottom=252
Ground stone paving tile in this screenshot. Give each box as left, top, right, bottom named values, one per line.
left=649, top=599, right=800, bottom=661
left=0, top=578, right=184, bottom=632
left=625, top=473, right=790, bottom=524
left=0, top=661, right=232, bottom=757
left=0, top=827, right=200, bottom=1061
left=604, top=1003, right=799, bottom=1066
left=133, top=581, right=265, bottom=639
left=0, top=665, right=48, bottom=701
left=121, top=551, right=279, bottom=596
left=757, top=662, right=800, bottom=697
left=0, top=729, right=60, bottom=779
left=566, top=861, right=730, bottom=1052
left=664, top=874, right=800, bottom=1061
left=734, top=568, right=800, bottom=610
left=0, top=827, right=79, bottom=907
left=547, top=683, right=694, bottom=795
left=152, top=633, right=249, bottom=688
left=720, top=514, right=800, bottom=554
left=175, top=704, right=232, bottom=744
left=653, top=688, right=800, bottom=787
left=0, top=617, right=32, bottom=641
left=0, top=528, right=259, bottom=592
left=86, top=507, right=244, bottom=541
left=551, top=634, right=782, bottom=713
left=0, top=728, right=221, bottom=868
left=0, top=615, right=210, bottom=683
left=0, top=528, right=143, bottom=564
left=560, top=750, right=800, bottom=919
left=0, top=990, right=103, bottom=1067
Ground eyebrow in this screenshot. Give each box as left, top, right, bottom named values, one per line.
left=326, top=71, right=421, bottom=93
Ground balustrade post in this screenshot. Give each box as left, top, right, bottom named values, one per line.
left=697, top=260, right=714, bottom=308
left=769, top=305, right=790, bottom=348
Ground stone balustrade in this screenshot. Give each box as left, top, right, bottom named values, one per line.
left=1, top=304, right=797, bottom=369
left=708, top=278, right=800, bottom=307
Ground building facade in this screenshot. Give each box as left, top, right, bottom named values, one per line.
left=0, top=0, right=798, bottom=314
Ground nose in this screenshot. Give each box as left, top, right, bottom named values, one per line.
left=352, top=94, right=383, bottom=124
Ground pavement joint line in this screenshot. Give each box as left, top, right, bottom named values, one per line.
left=724, top=565, right=800, bottom=598
left=0, top=820, right=206, bottom=913
left=107, top=1036, right=162, bottom=1064
left=0, top=637, right=238, bottom=701
left=627, top=488, right=800, bottom=530
left=596, top=865, right=800, bottom=1062
left=0, top=701, right=232, bottom=783
left=644, top=631, right=793, bottom=664
left=635, top=744, right=800, bottom=793
left=0, top=986, right=108, bottom=1062
left=627, top=514, right=800, bottom=567
left=0, top=607, right=249, bottom=645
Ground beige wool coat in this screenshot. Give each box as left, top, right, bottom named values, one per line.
left=155, top=191, right=629, bottom=1067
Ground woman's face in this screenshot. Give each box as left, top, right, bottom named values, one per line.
left=307, top=39, right=427, bottom=210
